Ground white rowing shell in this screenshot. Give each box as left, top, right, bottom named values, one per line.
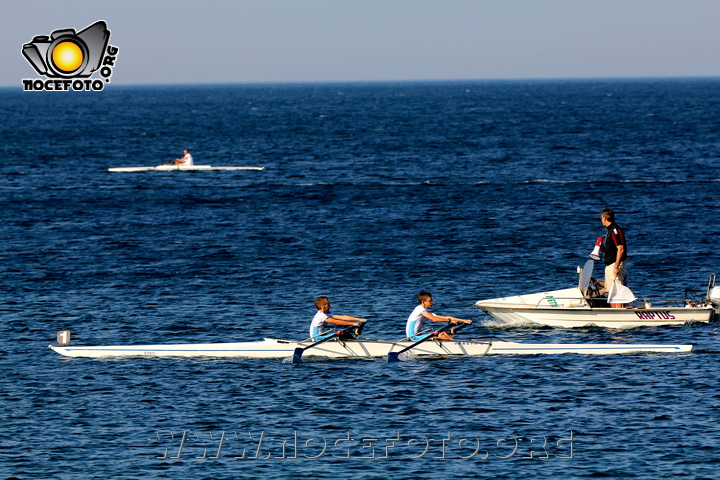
left=108, top=165, right=265, bottom=172
left=48, top=338, right=693, bottom=359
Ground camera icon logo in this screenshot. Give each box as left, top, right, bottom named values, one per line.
left=22, top=21, right=110, bottom=78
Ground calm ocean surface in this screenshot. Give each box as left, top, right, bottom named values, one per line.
left=1, top=79, right=719, bottom=479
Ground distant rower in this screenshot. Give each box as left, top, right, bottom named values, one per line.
left=172, top=149, right=193, bottom=166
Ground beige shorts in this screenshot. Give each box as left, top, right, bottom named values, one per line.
left=605, top=261, right=626, bottom=286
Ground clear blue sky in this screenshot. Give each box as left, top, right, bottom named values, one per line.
left=3, top=0, right=719, bottom=86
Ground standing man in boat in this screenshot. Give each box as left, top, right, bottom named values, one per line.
left=310, top=296, right=366, bottom=340
left=406, top=291, right=472, bottom=341
left=172, top=149, right=193, bottom=166
left=600, top=208, right=628, bottom=308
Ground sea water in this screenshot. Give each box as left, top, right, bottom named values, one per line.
left=1, top=79, right=719, bottom=479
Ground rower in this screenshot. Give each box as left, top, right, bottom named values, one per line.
left=310, top=296, right=366, bottom=340
left=406, top=291, right=472, bottom=341
left=172, top=149, right=193, bottom=166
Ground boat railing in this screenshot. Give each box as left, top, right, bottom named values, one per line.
left=641, top=297, right=708, bottom=308
left=540, top=296, right=706, bottom=309
left=529, top=297, right=588, bottom=308
left=479, top=297, right=588, bottom=308
left=483, top=296, right=710, bottom=309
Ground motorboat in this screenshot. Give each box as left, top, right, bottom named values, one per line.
left=475, top=261, right=718, bottom=329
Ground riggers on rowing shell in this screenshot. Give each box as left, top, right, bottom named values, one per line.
left=387, top=322, right=468, bottom=362
left=291, top=323, right=364, bottom=363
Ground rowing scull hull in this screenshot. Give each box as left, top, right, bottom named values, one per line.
left=108, top=165, right=265, bottom=172
left=48, top=338, right=692, bottom=359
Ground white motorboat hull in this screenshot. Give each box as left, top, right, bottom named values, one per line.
left=475, top=286, right=714, bottom=329
left=108, top=165, right=265, bottom=172
left=477, top=305, right=713, bottom=329
left=48, top=337, right=692, bottom=359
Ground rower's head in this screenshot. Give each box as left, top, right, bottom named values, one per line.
left=315, top=296, right=330, bottom=312
left=417, top=291, right=434, bottom=308
left=601, top=208, right=615, bottom=226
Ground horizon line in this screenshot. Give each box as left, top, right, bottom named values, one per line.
left=3, top=75, right=720, bottom=90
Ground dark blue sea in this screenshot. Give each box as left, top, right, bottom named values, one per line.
left=1, top=79, right=719, bottom=479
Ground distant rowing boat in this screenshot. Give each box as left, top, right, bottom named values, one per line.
left=108, top=165, right=265, bottom=172
left=48, top=337, right=693, bottom=359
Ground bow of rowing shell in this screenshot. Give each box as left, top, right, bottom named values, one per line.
left=48, top=338, right=692, bottom=358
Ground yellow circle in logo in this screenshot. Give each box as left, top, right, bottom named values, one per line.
left=52, top=41, right=84, bottom=73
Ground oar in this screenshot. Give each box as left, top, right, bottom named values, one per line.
left=387, top=322, right=469, bottom=363
left=154, top=159, right=177, bottom=168
left=291, top=323, right=363, bottom=363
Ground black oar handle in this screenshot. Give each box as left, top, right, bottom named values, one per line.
left=429, top=319, right=469, bottom=338
left=447, top=321, right=469, bottom=336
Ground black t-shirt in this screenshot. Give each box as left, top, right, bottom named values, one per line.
left=604, top=222, right=628, bottom=266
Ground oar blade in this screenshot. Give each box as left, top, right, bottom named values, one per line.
left=387, top=351, right=401, bottom=363
left=291, top=347, right=304, bottom=364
